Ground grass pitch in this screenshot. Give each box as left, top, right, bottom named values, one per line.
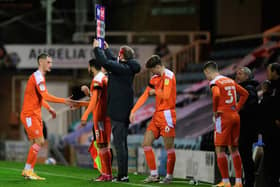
left=0, top=161, right=212, bottom=187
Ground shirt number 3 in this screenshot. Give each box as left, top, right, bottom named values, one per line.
left=224, top=86, right=236, bottom=104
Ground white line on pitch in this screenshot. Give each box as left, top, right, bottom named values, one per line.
left=0, top=166, right=159, bottom=187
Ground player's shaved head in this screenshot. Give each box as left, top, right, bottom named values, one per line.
left=37, top=53, right=50, bottom=64
left=203, top=61, right=218, bottom=72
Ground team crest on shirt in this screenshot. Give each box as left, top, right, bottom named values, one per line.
left=35, top=130, right=39, bottom=135
left=39, top=84, right=45, bottom=91
left=165, top=126, right=170, bottom=133
left=164, top=79, right=169, bottom=85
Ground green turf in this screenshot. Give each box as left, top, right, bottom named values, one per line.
left=0, top=161, right=212, bottom=187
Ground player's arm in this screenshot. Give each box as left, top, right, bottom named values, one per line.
left=42, top=100, right=56, bottom=119
left=131, top=87, right=150, bottom=114
left=129, top=87, right=150, bottom=123
left=235, top=82, right=249, bottom=111
left=154, top=78, right=172, bottom=99
left=211, top=85, right=220, bottom=114
left=41, top=92, right=66, bottom=103
left=36, top=82, right=66, bottom=103
left=42, top=100, right=51, bottom=110
left=76, top=101, right=90, bottom=107
left=80, top=89, right=100, bottom=126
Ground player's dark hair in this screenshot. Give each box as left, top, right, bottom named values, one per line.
left=119, top=46, right=135, bottom=60
left=270, top=62, right=280, bottom=75
left=145, top=55, right=162, bottom=68
left=203, top=61, right=218, bottom=71
left=88, top=58, right=101, bottom=70
left=37, top=53, right=50, bottom=64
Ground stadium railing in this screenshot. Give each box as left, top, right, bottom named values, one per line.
left=133, top=33, right=210, bottom=96
left=72, top=31, right=210, bottom=44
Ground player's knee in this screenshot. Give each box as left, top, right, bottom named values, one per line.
left=142, top=140, right=152, bottom=147
left=34, top=138, right=44, bottom=146
left=164, top=144, right=174, bottom=150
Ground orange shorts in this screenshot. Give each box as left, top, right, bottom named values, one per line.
left=214, top=112, right=240, bottom=146
left=94, top=116, right=111, bottom=144
left=21, top=114, right=43, bottom=140
left=147, top=109, right=176, bottom=139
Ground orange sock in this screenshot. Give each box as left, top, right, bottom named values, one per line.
left=166, top=148, right=176, bottom=175
left=99, top=148, right=112, bottom=175
left=232, top=151, right=242, bottom=179
left=217, top=152, right=229, bottom=180
left=144, top=146, right=157, bottom=175
left=26, top=144, right=40, bottom=169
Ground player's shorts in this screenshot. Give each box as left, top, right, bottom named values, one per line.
left=94, top=116, right=111, bottom=144
left=147, top=109, right=176, bottom=139
left=214, top=111, right=240, bottom=146
left=20, top=114, right=43, bottom=140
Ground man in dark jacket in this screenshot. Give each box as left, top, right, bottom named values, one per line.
left=235, top=67, right=259, bottom=187
left=93, top=39, right=141, bottom=182
left=262, top=62, right=280, bottom=187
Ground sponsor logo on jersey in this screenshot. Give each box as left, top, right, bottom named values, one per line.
left=164, top=79, right=169, bottom=86
left=165, top=126, right=170, bottom=133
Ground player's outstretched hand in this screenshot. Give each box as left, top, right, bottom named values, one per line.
left=49, top=107, right=56, bottom=119
left=65, top=96, right=78, bottom=108
left=81, top=85, right=90, bottom=96
left=65, top=97, right=73, bottom=106
left=148, top=89, right=156, bottom=96
left=129, top=112, right=135, bottom=123
left=93, top=39, right=100, bottom=48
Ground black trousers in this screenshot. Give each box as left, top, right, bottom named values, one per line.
left=239, top=136, right=255, bottom=187
left=111, top=119, right=129, bottom=178
left=263, top=144, right=280, bottom=187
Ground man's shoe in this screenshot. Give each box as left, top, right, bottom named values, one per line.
left=143, top=175, right=160, bottom=183
left=112, top=176, right=129, bottom=182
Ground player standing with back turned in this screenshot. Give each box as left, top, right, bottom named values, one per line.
left=203, top=61, right=249, bottom=187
